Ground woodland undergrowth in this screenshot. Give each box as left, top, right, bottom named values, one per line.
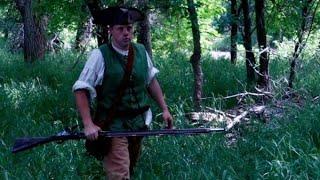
left=0, top=42, right=320, bottom=179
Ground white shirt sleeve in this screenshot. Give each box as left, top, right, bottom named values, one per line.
left=145, top=52, right=158, bottom=126
left=72, top=49, right=105, bottom=100
left=146, top=52, right=159, bottom=84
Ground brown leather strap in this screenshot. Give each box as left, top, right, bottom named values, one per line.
left=96, top=44, right=135, bottom=128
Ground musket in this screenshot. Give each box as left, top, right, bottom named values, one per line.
left=12, top=127, right=225, bottom=153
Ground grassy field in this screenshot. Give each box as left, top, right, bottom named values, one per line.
left=0, top=42, right=320, bottom=179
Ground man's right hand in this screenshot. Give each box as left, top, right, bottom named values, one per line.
left=84, top=122, right=101, bottom=141
left=75, top=91, right=101, bottom=141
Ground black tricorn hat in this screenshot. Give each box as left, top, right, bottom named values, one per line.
left=93, top=7, right=144, bottom=26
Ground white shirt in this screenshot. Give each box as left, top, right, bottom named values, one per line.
left=72, top=43, right=158, bottom=125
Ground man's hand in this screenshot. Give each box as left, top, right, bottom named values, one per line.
left=84, top=122, right=101, bottom=141
left=147, top=78, right=173, bottom=129
left=75, top=90, right=101, bottom=141
left=163, top=110, right=173, bottom=129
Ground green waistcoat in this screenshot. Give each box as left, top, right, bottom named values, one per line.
left=95, top=42, right=149, bottom=131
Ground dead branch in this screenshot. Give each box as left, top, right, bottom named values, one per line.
left=201, top=90, right=272, bottom=101
left=186, top=105, right=266, bottom=128
left=205, top=107, right=236, bottom=118
left=226, top=111, right=249, bottom=131
left=185, top=112, right=231, bottom=122
left=221, top=91, right=272, bottom=100
left=312, top=96, right=319, bottom=102
left=249, top=105, right=266, bottom=114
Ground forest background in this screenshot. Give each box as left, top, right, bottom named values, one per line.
left=0, top=0, right=320, bottom=179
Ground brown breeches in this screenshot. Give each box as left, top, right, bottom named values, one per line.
left=103, top=137, right=143, bottom=180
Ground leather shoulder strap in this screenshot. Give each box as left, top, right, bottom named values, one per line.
left=96, top=44, right=135, bottom=128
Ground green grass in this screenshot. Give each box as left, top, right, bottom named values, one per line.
left=0, top=42, right=320, bottom=179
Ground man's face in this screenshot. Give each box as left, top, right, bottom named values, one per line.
left=109, top=24, right=134, bottom=50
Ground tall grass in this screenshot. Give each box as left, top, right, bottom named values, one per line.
left=0, top=41, right=319, bottom=179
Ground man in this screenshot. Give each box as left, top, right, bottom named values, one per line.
left=72, top=7, right=173, bottom=179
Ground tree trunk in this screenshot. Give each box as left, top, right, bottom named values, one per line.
left=85, top=0, right=108, bottom=46
left=187, top=0, right=202, bottom=111
left=288, top=0, right=314, bottom=88
left=241, top=0, right=256, bottom=82
left=75, top=17, right=93, bottom=51
left=230, top=0, right=238, bottom=64
left=15, top=0, right=46, bottom=62
left=255, top=0, right=269, bottom=88
left=136, top=0, right=153, bottom=59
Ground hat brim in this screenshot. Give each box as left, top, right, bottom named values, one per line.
left=93, top=7, right=144, bottom=26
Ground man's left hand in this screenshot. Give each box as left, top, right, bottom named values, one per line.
left=163, top=110, right=173, bottom=129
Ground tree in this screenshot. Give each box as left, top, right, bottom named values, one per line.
left=288, top=0, right=319, bottom=88
left=230, top=0, right=238, bottom=64
left=255, top=0, right=269, bottom=88
left=75, top=17, right=93, bottom=51
left=187, top=0, right=202, bottom=111
left=85, top=0, right=109, bottom=46
left=14, top=0, right=46, bottom=62
left=241, top=0, right=256, bottom=82
left=74, top=4, right=93, bottom=51
left=136, top=0, right=153, bottom=59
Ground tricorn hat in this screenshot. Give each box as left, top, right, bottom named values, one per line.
left=93, top=7, right=144, bottom=26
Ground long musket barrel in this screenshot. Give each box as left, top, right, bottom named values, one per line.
left=12, top=128, right=225, bottom=153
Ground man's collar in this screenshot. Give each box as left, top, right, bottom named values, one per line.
left=111, top=42, right=128, bottom=56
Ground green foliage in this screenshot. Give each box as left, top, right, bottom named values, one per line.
left=133, top=103, right=320, bottom=179
left=269, top=30, right=320, bottom=97
left=0, top=1, right=19, bottom=36
left=32, top=0, right=88, bottom=32
left=0, top=42, right=96, bottom=179
left=1, top=37, right=320, bottom=179
left=151, top=0, right=224, bottom=56
left=213, top=0, right=320, bottom=49
left=0, top=0, right=320, bottom=177
left=211, top=36, right=231, bottom=51
left=0, top=0, right=89, bottom=40
left=265, top=0, right=304, bottom=39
